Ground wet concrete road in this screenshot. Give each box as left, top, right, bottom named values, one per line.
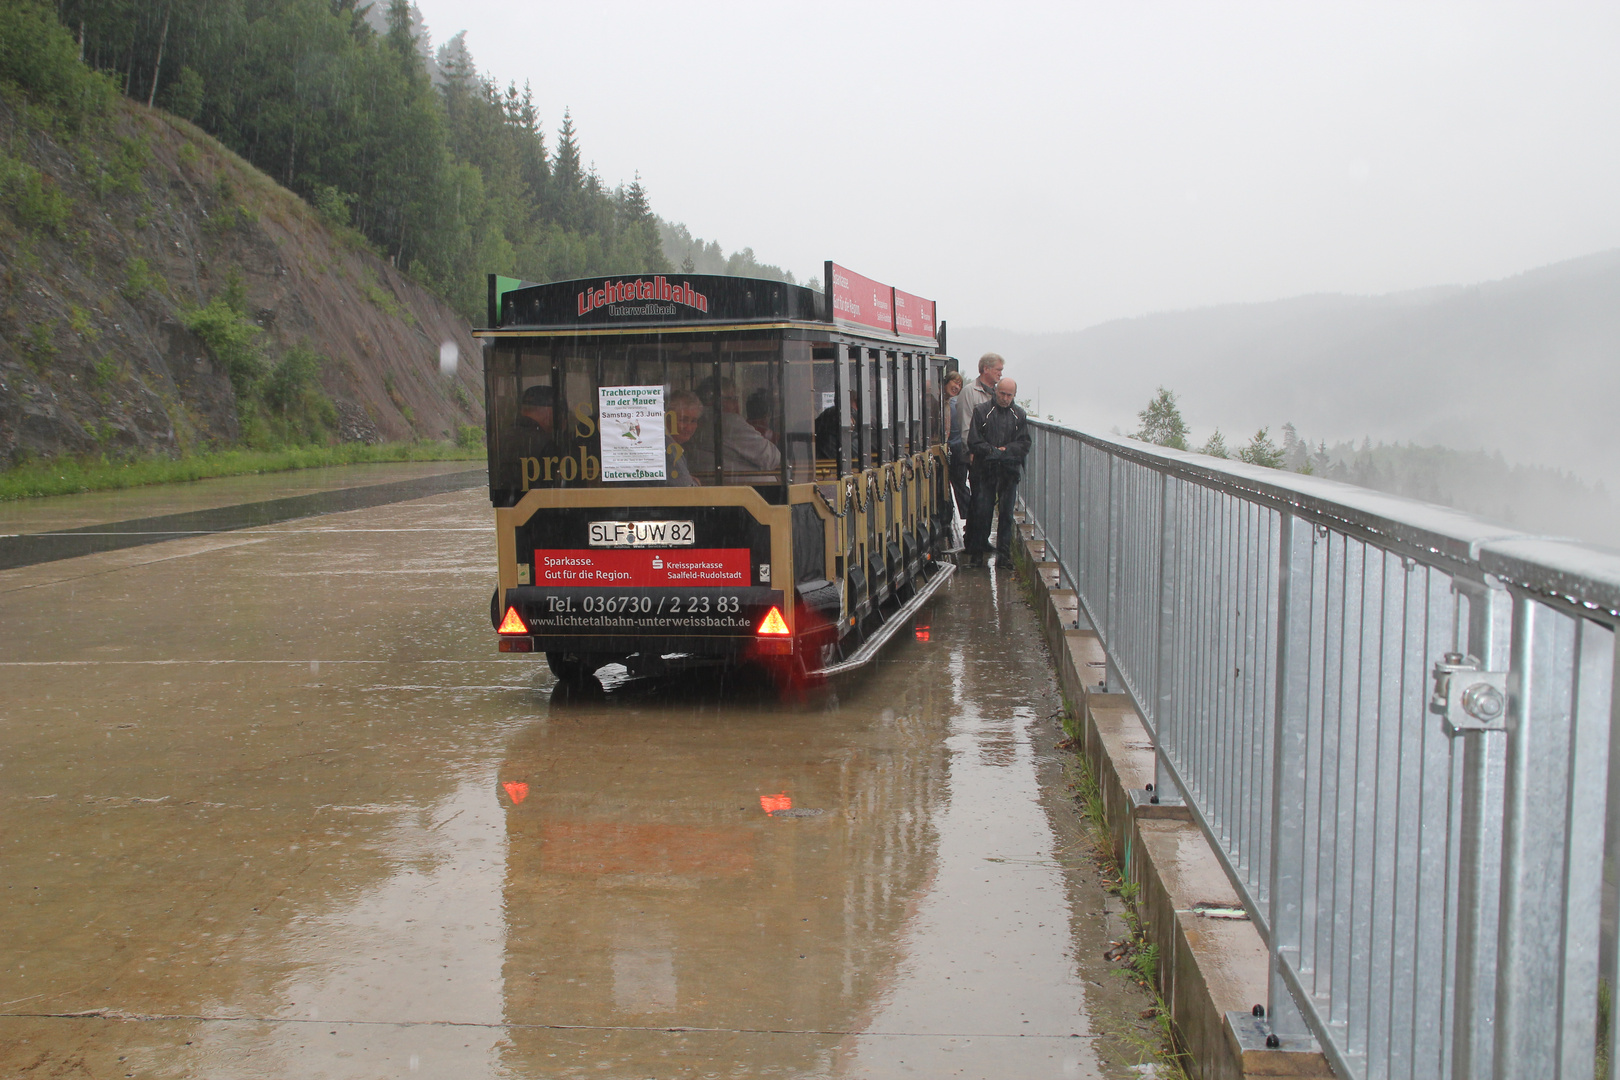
left=0, top=461, right=483, bottom=569
left=0, top=486, right=1153, bottom=1079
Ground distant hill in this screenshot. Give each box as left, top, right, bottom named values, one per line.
left=955, top=250, right=1620, bottom=492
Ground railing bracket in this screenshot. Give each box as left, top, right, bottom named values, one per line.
left=1224, top=1010, right=1326, bottom=1060
left=1431, top=652, right=1508, bottom=734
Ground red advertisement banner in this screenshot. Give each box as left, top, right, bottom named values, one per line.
left=829, top=263, right=894, bottom=334
left=893, top=288, right=936, bottom=344
left=534, top=548, right=751, bottom=587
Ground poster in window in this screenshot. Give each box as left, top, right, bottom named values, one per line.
left=599, top=386, right=666, bottom=482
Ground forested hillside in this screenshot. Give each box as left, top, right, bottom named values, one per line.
left=0, top=2, right=484, bottom=465
left=52, top=0, right=670, bottom=322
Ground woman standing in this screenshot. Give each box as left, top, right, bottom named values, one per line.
left=942, top=371, right=971, bottom=532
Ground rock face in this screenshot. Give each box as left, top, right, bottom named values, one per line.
left=0, top=96, right=485, bottom=465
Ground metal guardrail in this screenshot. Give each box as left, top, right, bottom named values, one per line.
left=1019, top=419, right=1620, bottom=1080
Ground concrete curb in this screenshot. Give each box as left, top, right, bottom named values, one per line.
left=1014, top=533, right=1334, bottom=1080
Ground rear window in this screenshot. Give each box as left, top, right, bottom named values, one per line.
left=487, top=336, right=788, bottom=501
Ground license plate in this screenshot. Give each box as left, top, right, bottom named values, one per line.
left=588, top=520, right=695, bottom=547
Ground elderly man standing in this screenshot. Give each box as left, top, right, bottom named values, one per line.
left=964, top=376, right=1031, bottom=569
left=954, top=352, right=1004, bottom=550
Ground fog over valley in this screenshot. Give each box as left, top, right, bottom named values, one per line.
left=957, top=248, right=1620, bottom=544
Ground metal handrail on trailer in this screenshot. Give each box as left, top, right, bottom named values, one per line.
left=1018, top=417, right=1620, bottom=1080
left=816, top=560, right=956, bottom=678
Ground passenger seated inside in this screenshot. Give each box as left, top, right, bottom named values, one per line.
left=514, top=383, right=564, bottom=460
left=666, top=389, right=703, bottom=487
left=815, top=391, right=851, bottom=462
left=745, top=389, right=775, bottom=442
left=517, top=384, right=553, bottom=433
left=686, top=376, right=781, bottom=474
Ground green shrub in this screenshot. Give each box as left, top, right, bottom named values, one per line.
left=313, top=185, right=356, bottom=228
left=67, top=304, right=98, bottom=341
left=215, top=338, right=342, bottom=448
left=455, top=423, right=484, bottom=450
left=262, top=343, right=324, bottom=413
left=23, top=320, right=58, bottom=369
left=91, top=355, right=119, bottom=387
left=362, top=280, right=403, bottom=318
left=183, top=297, right=263, bottom=397
left=109, top=136, right=150, bottom=194
left=0, top=153, right=72, bottom=234
left=122, top=257, right=157, bottom=301
left=204, top=205, right=243, bottom=234
left=221, top=267, right=248, bottom=312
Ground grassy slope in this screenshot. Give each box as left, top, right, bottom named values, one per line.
left=0, top=440, right=482, bottom=501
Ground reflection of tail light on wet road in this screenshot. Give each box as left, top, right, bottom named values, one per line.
left=759, top=792, right=792, bottom=815
left=913, top=623, right=931, bottom=642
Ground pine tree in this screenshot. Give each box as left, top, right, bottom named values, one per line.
left=1238, top=428, right=1284, bottom=469
left=551, top=107, right=583, bottom=228
left=1199, top=429, right=1229, bottom=459
left=622, top=172, right=651, bottom=223
left=435, top=29, right=474, bottom=88
left=1281, top=422, right=1310, bottom=470
left=1133, top=386, right=1189, bottom=450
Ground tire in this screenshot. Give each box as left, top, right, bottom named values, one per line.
left=546, top=651, right=599, bottom=683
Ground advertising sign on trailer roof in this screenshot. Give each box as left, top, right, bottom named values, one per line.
left=893, top=289, right=936, bottom=345
left=828, top=262, right=895, bottom=335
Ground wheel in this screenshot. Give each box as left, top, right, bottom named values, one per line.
left=546, top=651, right=599, bottom=683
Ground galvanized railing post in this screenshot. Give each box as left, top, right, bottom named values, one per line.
left=1053, top=428, right=1064, bottom=588
left=1104, top=453, right=1123, bottom=691
left=1154, top=473, right=1184, bottom=803
left=1447, top=577, right=1512, bottom=1080
left=1266, top=511, right=1315, bottom=1041
left=1493, top=598, right=1612, bottom=1078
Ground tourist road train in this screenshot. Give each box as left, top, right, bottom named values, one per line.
left=478, top=262, right=957, bottom=686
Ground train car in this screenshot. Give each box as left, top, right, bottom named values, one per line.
left=477, top=261, right=956, bottom=686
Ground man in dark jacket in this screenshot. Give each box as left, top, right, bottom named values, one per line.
left=965, top=377, right=1031, bottom=569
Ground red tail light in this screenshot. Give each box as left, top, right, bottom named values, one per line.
left=497, top=606, right=528, bottom=635
left=756, top=606, right=790, bottom=636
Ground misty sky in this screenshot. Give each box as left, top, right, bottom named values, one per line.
left=409, top=0, right=1620, bottom=333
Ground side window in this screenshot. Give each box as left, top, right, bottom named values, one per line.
left=853, top=347, right=871, bottom=470
left=809, top=345, right=838, bottom=478
left=686, top=343, right=783, bottom=486
left=783, top=340, right=817, bottom=483
left=894, top=352, right=911, bottom=457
